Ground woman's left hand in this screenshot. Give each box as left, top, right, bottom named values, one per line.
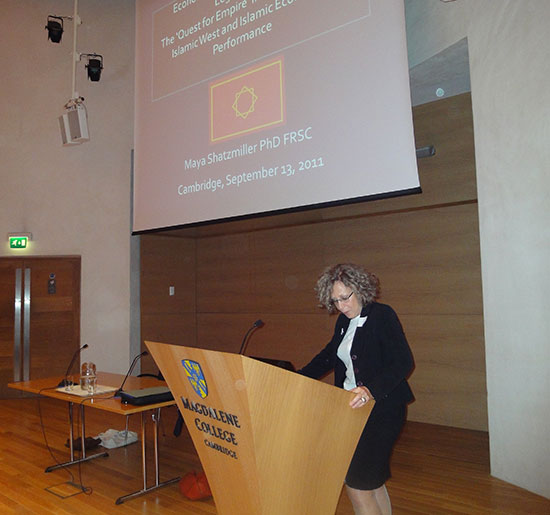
left=349, top=386, right=373, bottom=409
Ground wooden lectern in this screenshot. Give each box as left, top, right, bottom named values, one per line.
left=146, top=341, right=374, bottom=515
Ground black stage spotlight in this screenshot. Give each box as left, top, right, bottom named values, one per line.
left=85, top=54, right=103, bottom=81
left=46, top=16, right=64, bottom=43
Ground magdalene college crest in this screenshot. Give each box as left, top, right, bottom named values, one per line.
left=182, top=359, right=208, bottom=399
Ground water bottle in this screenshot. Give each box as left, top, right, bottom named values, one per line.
left=80, top=362, right=97, bottom=394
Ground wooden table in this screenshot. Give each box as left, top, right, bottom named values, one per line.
left=9, top=371, right=180, bottom=504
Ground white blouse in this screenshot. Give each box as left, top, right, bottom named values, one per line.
left=336, top=314, right=368, bottom=391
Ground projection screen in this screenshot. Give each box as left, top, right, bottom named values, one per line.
left=133, top=0, right=420, bottom=232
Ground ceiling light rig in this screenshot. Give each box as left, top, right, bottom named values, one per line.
left=46, top=0, right=104, bottom=145
left=45, top=15, right=66, bottom=43
left=81, top=53, right=104, bottom=82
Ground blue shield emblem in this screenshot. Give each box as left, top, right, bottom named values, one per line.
left=182, top=360, right=208, bottom=399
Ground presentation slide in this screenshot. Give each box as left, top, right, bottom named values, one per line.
left=133, top=0, right=419, bottom=232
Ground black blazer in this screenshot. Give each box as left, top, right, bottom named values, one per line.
left=299, top=302, right=414, bottom=408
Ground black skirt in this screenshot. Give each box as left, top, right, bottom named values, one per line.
left=345, top=403, right=406, bottom=490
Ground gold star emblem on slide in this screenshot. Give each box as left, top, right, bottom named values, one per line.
left=232, top=86, right=258, bottom=119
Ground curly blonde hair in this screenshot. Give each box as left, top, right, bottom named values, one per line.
left=316, top=263, right=380, bottom=313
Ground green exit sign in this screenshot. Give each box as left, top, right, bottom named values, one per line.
left=9, top=236, right=29, bottom=249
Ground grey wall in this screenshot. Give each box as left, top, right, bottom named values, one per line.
left=405, top=0, right=550, bottom=499
left=0, top=0, right=136, bottom=373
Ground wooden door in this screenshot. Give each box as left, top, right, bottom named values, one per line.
left=0, top=260, right=21, bottom=397
left=0, top=257, right=81, bottom=398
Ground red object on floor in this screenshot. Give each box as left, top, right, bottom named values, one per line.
left=179, top=471, right=212, bottom=500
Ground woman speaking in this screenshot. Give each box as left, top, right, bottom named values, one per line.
left=299, top=263, right=414, bottom=515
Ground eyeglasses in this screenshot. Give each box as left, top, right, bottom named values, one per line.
left=331, top=291, right=354, bottom=305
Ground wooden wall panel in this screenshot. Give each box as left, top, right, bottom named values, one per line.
left=196, top=223, right=327, bottom=315
left=140, top=235, right=196, bottom=315
left=140, top=93, right=487, bottom=430
left=321, top=203, right=483, bottom=316
left=196, top=233, right=256, bottom=313
left=140, top=235, right=196, bottom=374
left=403, top=313, right=487, bottom=428
left=251, top=225, right=328, bottom=314
left=196, top=313, right=333, bottom=365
